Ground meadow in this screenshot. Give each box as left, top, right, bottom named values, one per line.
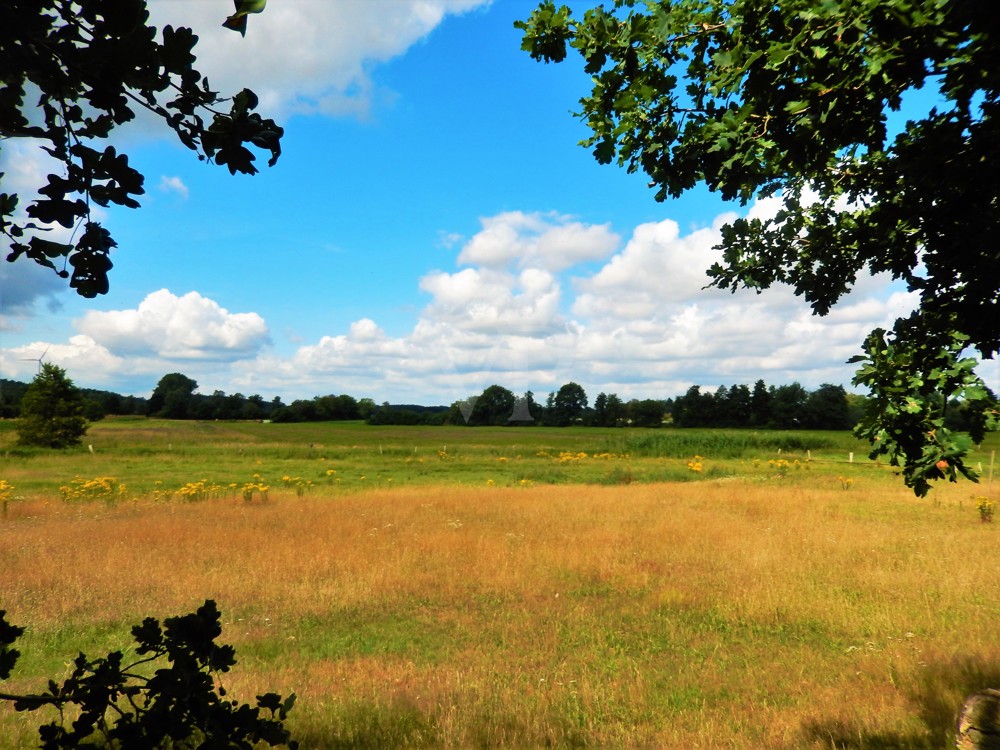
left=1, top=418, right=998, bottom=748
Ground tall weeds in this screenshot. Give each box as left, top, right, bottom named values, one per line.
left=1, top=475, right=996, bottom=748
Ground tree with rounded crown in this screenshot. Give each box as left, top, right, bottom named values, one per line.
left=517, top=0, right=999, bottom=495
left=470, top=384, right=517, bottom=426
left=552, top=381, right=588, bottom=426
left=17, top=363, right=89, bottom=448
left=148, top=372, right=199, bottom=419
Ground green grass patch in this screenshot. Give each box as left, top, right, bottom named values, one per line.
left=2, top=418, right=999, bottom=747
left=3, top=418, right=996, bottom=500
left=246, top=606, right=465, bottom=665
left=601, top=428, right=859, bottom=459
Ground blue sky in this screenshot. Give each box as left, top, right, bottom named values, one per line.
left=2, top=0, right=996, bottom=405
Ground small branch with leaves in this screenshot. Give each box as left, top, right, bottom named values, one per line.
left=0, top=600, right=298, bottom=749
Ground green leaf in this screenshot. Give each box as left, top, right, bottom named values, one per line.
left=712, top=50, right=733, bottom=67
left=223, top=0, right=267, bottom=36
left=766, top=45, right=793, bottom=66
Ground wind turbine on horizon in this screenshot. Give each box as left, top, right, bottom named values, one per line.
left=19, top=344, right=51, bottom=374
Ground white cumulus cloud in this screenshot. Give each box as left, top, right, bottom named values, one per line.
left=457, top=211, right=619, bottom=271
left=146, top=0, right=492, bottom=119
left=573, top=216, right=734, bottom=320
left=76, top=289, right=270, bottom=361
left=420, top=266, right=563, bottom=335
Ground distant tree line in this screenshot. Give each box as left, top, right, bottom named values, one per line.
left=1, top=378, right=147, bottom=421
left=672, top=381, right=857, bottom=430
left=367, top=404, right=451, bottom=425
left=384, top=380, right=989, bottom=432
left=1, top=371, right=989, bottom=434
left=143, top=373, right=376, bottom=424
left=425, top=383, right=671, bottom=428
left=426, top=380, right=860, bottom=429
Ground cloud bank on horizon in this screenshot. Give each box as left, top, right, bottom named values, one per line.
left=2, top=207, right=928, bottom=403
left=2, top=0, right=996, bottom=405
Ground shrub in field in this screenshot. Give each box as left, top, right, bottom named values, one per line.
left=0, top=480, right=12, bottom=515
left=16, top=364, right=89, bottom=449
left=600, top=465, right=636, bottom=485
left=174, top=480, right=226, bottom=502
left=0, top=601, right=298, bottom=749
left=59, top=476, right=125, bottom=503
left=241, top=480, right=270, bottom=502
left=55, top=475, right=291, bottom=504
left=280, top=476, right=312, bottom=496
left=977, top=496, right=995, bottom=523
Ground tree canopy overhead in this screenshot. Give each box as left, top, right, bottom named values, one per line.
left=0, top=0, right=283, bottom=298
left=517, top=0, right=999, bottom=495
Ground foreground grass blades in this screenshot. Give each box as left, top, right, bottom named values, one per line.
left=1, top=420, right=997, bottom=747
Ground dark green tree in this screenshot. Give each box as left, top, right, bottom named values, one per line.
left=517, top=0, right=999, bottom=494
left=241, top=394, right=267, bottom=420
left=149, top=372, right=198, bottom=419
left=81, top=398, right=106, bottom=422
left=273, top=398, right=318, bottom=423
left=16, top=363, right=89, bottom=448
left=470, top=384, right=516, bottom=426
left=0, top=379, right=29, bottom=418
left=356, top=397, right=377, bottom=421
left=723, top=384, right=752, bottom=428
left=1, top=0, right=283, bottom=297
left=707, top=385, right=728, bottom=427
left=199, top=390, right=229, bottom=420
left=749, top=379, right=772, bottom=428
left=672, top=385, right=711, bottom=427
left=592, top=392, right=609, bottom=426
left=626, top=398, right=665, bottom=427
left=551, top=382, right=588, bottom=426
left=605, top=392, right=627, bottom=426
left=314, top=394, right=360, bottom=421
left=215, top=392, right=247, bottom=420
left=594, top=392, right=628, bottom=427
left=803, top=383, right=853, bottom=430
left=542, top=391, right=557, bottom=426
left=845, top=392, right=869, bottom=427
left=768, top=383, right=809, bottom=430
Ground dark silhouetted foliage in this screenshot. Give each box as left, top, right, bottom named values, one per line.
left=0, top=601, right=297, bottom=749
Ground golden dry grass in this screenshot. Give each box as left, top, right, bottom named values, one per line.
left=2, top=475, right=998, bottom=747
